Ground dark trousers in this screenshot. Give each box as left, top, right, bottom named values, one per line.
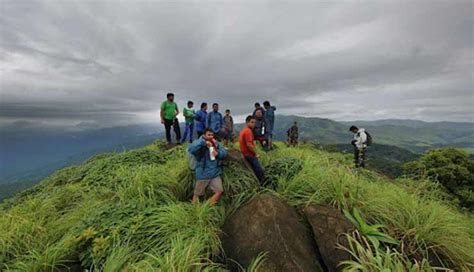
left=245, top=156, right=265, bottom=185
left=164, top=119, right=181, bottom=143
left=354, top=147, right=367, bottom=168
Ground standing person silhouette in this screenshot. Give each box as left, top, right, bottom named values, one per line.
left=239, top=115, right=265, bottom=185
left=160, top=93, right=180, bottom=144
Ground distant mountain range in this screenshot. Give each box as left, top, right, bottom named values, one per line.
left=272, top=115, right=474, bottom=153
left=1, top=115, right=472, bottom=200
left=0, top=124, right=162, bottom=182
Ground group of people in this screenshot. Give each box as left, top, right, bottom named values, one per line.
left=187, top=115, right=266, bottom=205
left=251, top=102, right=277, bottom=150
left=160, top=93, right=235, bottom=146
left=160, top=92, right=277, bottom=150
left=160, top=92, right=370, bottom=205
left=160, top=93, right=275, bottom=205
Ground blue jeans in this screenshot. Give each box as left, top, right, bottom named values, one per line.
left=181, top=123, right=194, bottom=143
left=245, top=156, right=265, bottom=185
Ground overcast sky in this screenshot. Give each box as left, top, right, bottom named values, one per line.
left=1, top=0, right=473, bottom=128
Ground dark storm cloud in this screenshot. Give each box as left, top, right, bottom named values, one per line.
left=0, top=0, right=472, bottom=127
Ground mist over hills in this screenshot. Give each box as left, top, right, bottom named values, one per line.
left=0, top=124, right=161, bottom=181
left=1, top=115, right=473, bottom=200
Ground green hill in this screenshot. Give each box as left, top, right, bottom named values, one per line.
left=271, top=115, right=474, bottom=154
left=1, top=142, right=473, bottom=271
left=319, top=143, right=421, bottom=178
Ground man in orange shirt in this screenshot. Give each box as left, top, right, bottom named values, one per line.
left=239, top=115, right=265, bottom=185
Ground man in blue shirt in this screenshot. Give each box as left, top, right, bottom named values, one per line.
left=207, top=103, right=223, bottom=140
left=263, top=101, right=277, bottom=149
left=194, top=102, right=208, bottom=138
left=188, top=128, right=228, bottom=205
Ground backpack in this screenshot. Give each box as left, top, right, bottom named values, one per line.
left=188, top=146, right=208, bottom=170
left=364, top=131, right=373, bottom=146
left=188, top=152, right=197, bottom=170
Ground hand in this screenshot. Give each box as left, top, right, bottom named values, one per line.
left=256, top=154, right=260, bottom=159
left=212, top=150, right=218, bottom=157
left=206, top=141, right=212, bottom=147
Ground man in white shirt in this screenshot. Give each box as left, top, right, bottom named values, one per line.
left=350, top=126, right=368, bottom=168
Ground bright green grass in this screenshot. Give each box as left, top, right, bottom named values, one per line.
left=0, top=141, right=472, bottom=271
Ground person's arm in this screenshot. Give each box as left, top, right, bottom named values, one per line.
left=244, top=132, right=257, bottom=155
left=188, top=137, right=206, bottom=155
left=354, top=132, right=363, bottom=148
left=160, top=102, right=165, bottom=124
left=230, top=116, right=234, bottom=132
left=174, top=103, right=179, bottom=118
left=216, top=143, right=228, bottom=159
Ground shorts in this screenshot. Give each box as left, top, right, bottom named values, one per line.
left=194, top=176, right=223, bottom=196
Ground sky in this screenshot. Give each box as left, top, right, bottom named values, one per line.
left=1, top=0, right=473, bottom=129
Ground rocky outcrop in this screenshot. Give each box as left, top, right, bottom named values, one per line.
left=304, top=205, right=355, bottom=272
left=222, top=193, right=323, bottom=272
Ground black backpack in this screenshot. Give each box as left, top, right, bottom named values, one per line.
left=365, top=131, right=373, bottom=146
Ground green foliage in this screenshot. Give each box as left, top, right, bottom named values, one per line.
left=343, top=208, right=399, bottom=249
left=1, top=141, right=473, bottom=271
left=264, top=156, right=304, bottom=188
left=339, top=232, right=444, bottom=272
left=404, top=148, right=474, bottom=210
left=243, top=252, right=268, bottom=272
left=320, top=143, right=421, bottom=178
left=259, top=144, right=473, bottom=270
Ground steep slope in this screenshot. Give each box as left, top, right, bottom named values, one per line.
left=320, top=143, right=421, bottom=177
left=1, top=142, right=473, bottom=271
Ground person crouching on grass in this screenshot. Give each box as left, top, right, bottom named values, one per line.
left=188, top=128, right=228, bottom=205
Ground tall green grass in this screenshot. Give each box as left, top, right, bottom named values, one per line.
left=261, top=143, right=474, bottom=270
left=0, top=141, right=472, bottom=270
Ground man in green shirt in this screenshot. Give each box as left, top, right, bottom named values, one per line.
left=160, top=93, right=180, bottom=144
left=180, top=101, right=195, bottom=143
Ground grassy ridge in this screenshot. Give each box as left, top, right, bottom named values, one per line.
left=1, top=141, right=473, bottom=271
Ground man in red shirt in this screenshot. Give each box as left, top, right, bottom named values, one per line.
left=239, top=115, right=265, bottom=184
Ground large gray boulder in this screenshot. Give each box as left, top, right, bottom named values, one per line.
left=304, top=205, right=355, bottom=272
left=222, top=193, right=323, bottom=272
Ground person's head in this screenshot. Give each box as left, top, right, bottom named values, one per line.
left=349, top=125, right=358, bottom=134
left=263, top=101, right=270, bottom=108
left=203, top=128, right=214, bottom=141
left=254, top=102, right=261, bottom=109
left=225, top=109, right=230, bottom=116
left=246, top=115, right=256, bottom=128
left=201, top=102, right=208, bottom=111
left=166, top=93, right=174, bottom=102
left=294, top=121, right=298, bottom=126
left=212, top=103, right=219, bottom=112
left=255, top=109, right=263, bottom=118
left=187, top=101, right=194, bottom=108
